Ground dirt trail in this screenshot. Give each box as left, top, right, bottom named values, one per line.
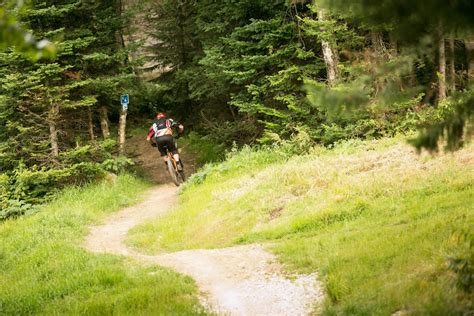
left=85, top=186, right=324, bottom=316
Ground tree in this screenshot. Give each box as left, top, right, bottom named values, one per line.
left=145, top=0, right=200, bottom=119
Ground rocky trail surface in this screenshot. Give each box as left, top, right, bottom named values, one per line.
left=85, top=185, right=324, bottom=315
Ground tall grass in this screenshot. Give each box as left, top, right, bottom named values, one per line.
left=128, top=138, right=474, bottom=315
left=0, top=174, right=207, bottom=315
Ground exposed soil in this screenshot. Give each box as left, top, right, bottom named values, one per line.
left=125, top=133, right=197, bottom=184
left=84, top=186, right=324, bottom=315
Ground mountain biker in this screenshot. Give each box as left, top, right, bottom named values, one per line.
left=146, top=112, right=184, bottom=171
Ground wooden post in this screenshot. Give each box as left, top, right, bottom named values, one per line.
left=118, top=106, right=127, bottom=155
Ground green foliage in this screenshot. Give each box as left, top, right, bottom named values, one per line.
left=321, top=0, right=474, bottom=40
left=318, top=0, right=474, bottom=151
left=306, top=76, right=433, bottom=144
left=144, top=0, right=463, bottom=151
left=146, top=1, right=326, bottom=144
left=0, top=0, right=135, bottom=168
left=411, top=89, right=474, bottom=151
left=0, top=2, right=56, bottom=59
left=142, top=0, right=473, bottom=152
left=144, top=0, right=200, bottom=117
left=197, top=6, right=326, bottom=144
left=0, top=140, right=134, bottom=221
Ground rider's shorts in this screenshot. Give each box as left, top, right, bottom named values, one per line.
left=155, top=135, right=177, bottom=156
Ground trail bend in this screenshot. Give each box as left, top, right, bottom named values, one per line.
left=85, top=185, right=323, bottom=316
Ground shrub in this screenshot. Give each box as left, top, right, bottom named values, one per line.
left=0, top=140, right=134, bottom=221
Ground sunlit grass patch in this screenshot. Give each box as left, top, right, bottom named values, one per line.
left=0, top=174, right=207, bottom=315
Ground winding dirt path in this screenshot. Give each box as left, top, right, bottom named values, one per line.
left=85, top=186, right=324, bottom=315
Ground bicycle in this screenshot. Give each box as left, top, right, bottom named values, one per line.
left=164, top=144, right=186, bottom=186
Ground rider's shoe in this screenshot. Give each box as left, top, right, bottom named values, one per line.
left=177, top=161, right=184, bottom=171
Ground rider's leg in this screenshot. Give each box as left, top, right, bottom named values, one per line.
left=173, top=153, right=183, bottom=171
left=155, top=137, right=169, bottom=168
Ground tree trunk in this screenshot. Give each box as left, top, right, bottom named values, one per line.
left=118, top=107, right=127, bottom=155
left=99, top=106, right=110, bottom=139
left=317, top=7, right=338, bottom=86
left=438, top=26, right=447, bottom=102
left=371, top=31, right=386, bottom=58
left=115, top=0, right=125, bottom=49
left=389, top=33, right=398, bottom=56
left=370, top=31, right=388, bottom=96
left=465, top=39, right=474, bottom=83
left=48, top=103, right=60, bottom=158
left=87, top=107, right=95, bottom=142
left=449, top=38, right=456, bottom=93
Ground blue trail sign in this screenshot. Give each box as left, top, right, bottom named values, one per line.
left=120, top=94, right=129, bottom=105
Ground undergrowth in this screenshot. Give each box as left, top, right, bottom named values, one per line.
left=0, top=139, right=133, bottom=220
left=128, top=137, right=474, bottom=315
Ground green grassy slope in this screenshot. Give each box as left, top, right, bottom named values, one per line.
left=128, top=138, right=474, bottom=315
left=0, top=174, right=207, bottom=315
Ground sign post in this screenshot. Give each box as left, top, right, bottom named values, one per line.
left=120, top=94, right=129, bottom=111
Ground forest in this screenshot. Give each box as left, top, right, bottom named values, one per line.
left=0, top=0, right=473, bottom=221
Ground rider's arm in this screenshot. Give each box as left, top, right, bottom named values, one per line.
left=169, top=119, right=184, bottom=136
left=171, top=119, right=184, bottom=133
left=146, top=127, right=154, bottom=141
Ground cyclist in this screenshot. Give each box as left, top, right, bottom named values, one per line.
left=146, top=112, right=184, bottom=171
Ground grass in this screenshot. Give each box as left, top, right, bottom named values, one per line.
left=0, top=174, right=207, bottom=315
left=127, top=137, right=474, bottom=315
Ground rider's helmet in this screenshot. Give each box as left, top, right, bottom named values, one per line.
left=156, top=112, right=166, bottom=119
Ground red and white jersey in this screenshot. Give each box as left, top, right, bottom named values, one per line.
left=149, top=118, right=176, bottom=138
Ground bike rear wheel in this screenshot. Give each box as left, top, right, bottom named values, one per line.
left=167, top=159, right=181, bottom=186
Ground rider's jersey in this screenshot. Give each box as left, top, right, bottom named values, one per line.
left=148, top=118, right=178, bottom=139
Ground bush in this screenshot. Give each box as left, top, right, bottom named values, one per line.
left=0, top=140, right=134, bottom=221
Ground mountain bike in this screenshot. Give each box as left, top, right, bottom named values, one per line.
left=164, top=145, right=186, bottom=186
